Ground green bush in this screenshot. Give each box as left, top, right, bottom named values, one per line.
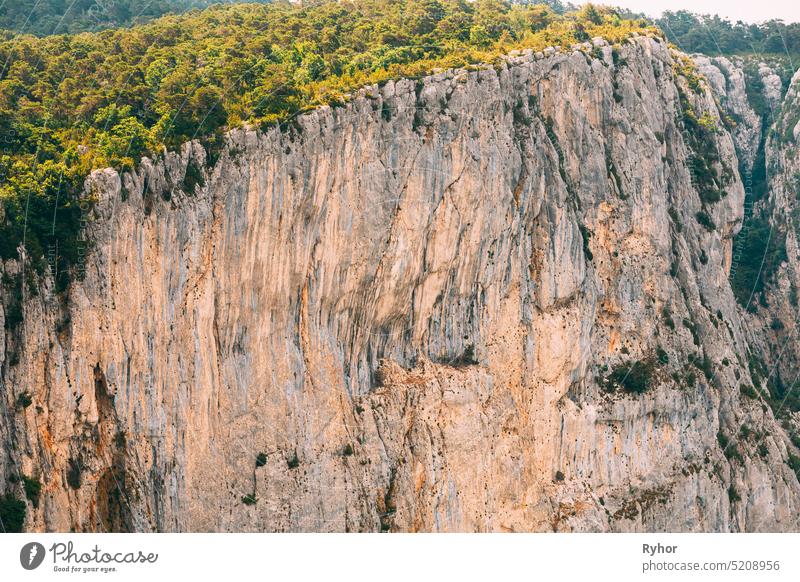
left=255, top=453, right=268, bottom=468
left=730, top=214, right=787, bottom=307
left=0, top=494, right=26, bottom=532
left=381, top=101, right=393, bottom=122
left=691, top=354, right=714, bottom=382
left=661, top=307, right=676, bottom=330
left=66, top=458, right=82, bottom=490
left=22, top=475, right=42, bottom=508
left=674, top=81, right=728, bottom=204
left=740, top=384, right=759, bottom=399
left=579, top=223, right=593, bottom=262
left=787, top=453, right=800, bottom=480
left=2, top=273, right=25, bottom=331
left=683, top=319, right=700, bottom=346
left=606, top=359, right=656, bottom=394
left=667, top=207, right=683, bottom=232
left=695, top=210, right=716, bottom=231
left=718, top=431, right=743, bottom=463
left=182, top=159, right=206, bottom=195
left=765, top=373, right=800, bottom=415
left=16, top=391, right=33, bottom=409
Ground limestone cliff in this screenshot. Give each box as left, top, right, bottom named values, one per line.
left=752, top=67, right=800, bottom=461
left=2, top=35, right=800, bottom=532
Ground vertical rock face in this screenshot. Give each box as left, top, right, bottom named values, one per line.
left=2, top=36, right=800, bottom=532
left=693, top=56, right=762, bottom=172
left=754, top=68, right=800, bottom=454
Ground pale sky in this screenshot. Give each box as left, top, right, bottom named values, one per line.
left=575, top=0, right=800, bottom=24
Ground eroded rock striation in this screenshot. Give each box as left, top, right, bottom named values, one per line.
left=2, top=35, right=800, bottom=532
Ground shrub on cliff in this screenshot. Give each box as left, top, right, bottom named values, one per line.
left=22, top=475, right=41, bottom=508
left=15, top=391, right=33, bottom=409
left=0, top=493, right=26, bottom=532
left=788, top=453, right=800, bottom=480
left=695, top=210, right=716, bottom=231
left=605, top=358, right=657, bottom=394
left=730, top=214, right=787, bottom=308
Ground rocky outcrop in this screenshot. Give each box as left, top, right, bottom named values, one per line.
left=760, top=63, right=786, bottom=113
left=752, top=68, right=800, bottom=450
left=693, top=55, right=762, bottom=172
left=2, top=35, right=800, bottom=532
left=698, top=56, right=800, bottom=488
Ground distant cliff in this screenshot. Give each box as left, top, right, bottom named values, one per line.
left=2, top=34, right=800, bottom=532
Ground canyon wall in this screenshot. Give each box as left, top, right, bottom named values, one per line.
left=2, top=35, right=800, bottom=532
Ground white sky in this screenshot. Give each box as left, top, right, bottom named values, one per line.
left=575, top=0, right=800, bottom=24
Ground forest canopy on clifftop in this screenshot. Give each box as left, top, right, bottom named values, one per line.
left=0, top=0, right=239, bottom=36
left=0, top=0, right=656, bottom=285
left=656, top=10, right=800, bottom=57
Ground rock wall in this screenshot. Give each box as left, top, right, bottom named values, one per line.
left=2, top=35, right=800, bottom=532
left=754, top=67, right=800, bottom=453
